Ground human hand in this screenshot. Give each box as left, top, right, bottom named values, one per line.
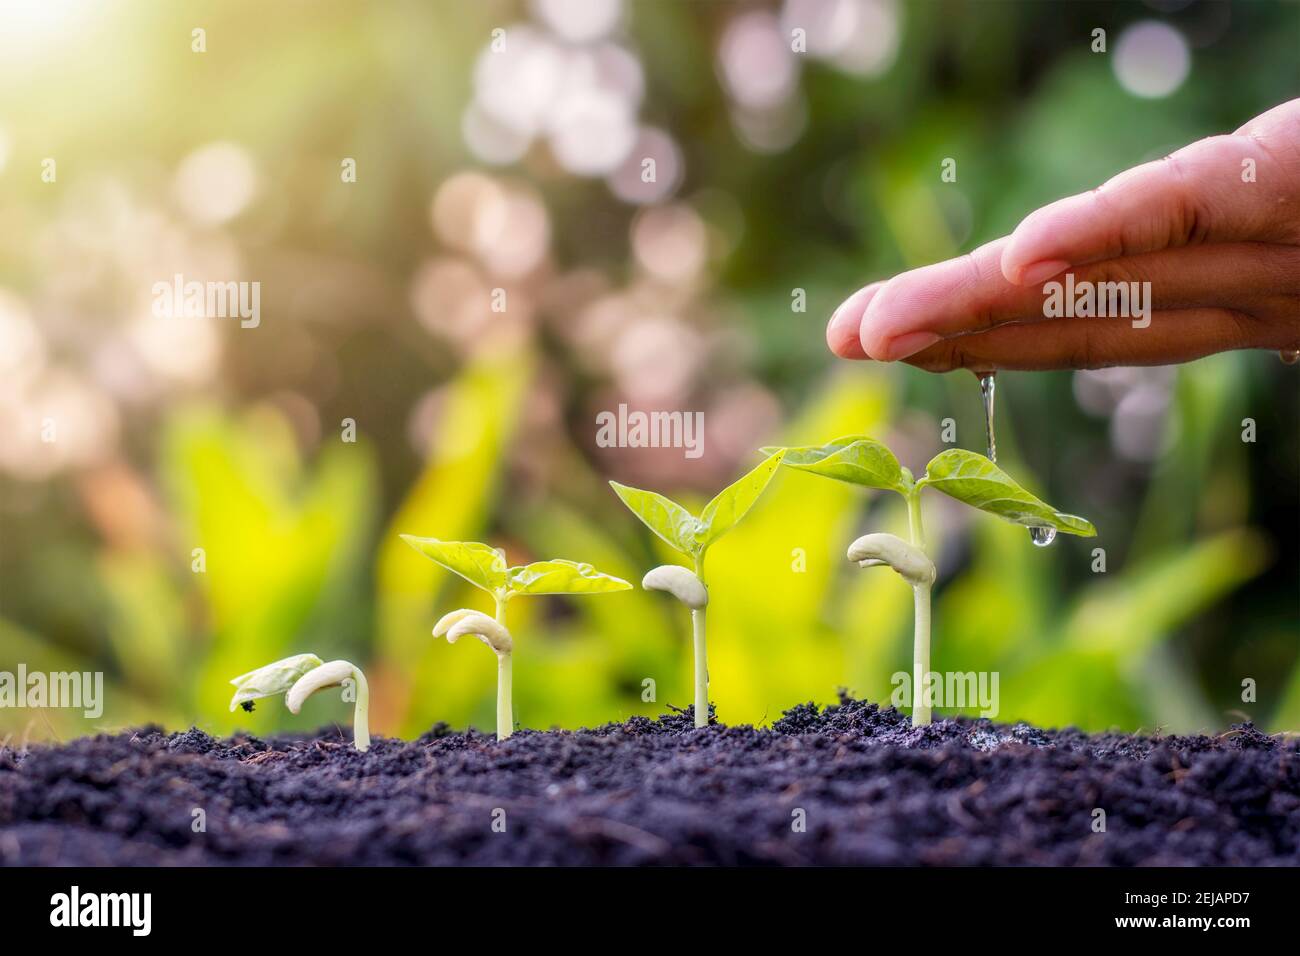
left=827, top=98, right=1300, bottom=371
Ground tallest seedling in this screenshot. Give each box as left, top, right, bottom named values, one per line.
left=765, top=437, right=1095, bottom=726
left=611, top=450, right=785, bottom=728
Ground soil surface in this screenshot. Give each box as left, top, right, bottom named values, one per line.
left=2, top=696, right=1297, bottom=865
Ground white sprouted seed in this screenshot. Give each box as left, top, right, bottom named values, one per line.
left=641, top=564, right=708, bottom=609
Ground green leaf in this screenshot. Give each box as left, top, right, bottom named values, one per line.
left=399, top=536, right=509, bottom=593
left=922, top=449, right=1096, bottom=536
left=229, top=653, right=323, bottom=711
left=608, top=482, right=702, bottom=558
left=697, top=450, right=786, bottom=550
left=507, top=559, right=632, bottom=596
left=764, top=436, right=909, bottom=495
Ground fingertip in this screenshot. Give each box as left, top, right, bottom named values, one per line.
left=827, top=316, right=868, bottom=358
left=1000, top=259, right=1024, bottom=286
left=1012, top=258, right=1071, bottom=287
left=1000, top=230, right=1044, bottom=285
left=827, top=313, right=869, bottom=358
left=999, top=238, right=1027, bottom=285
left=859, top=279, right=913, bottom=360
left=826, top=283, right=881, bottom=360
left=1002, top=193, right=1096, bottom=283
left=1001, top=224, right=1067, bottom=284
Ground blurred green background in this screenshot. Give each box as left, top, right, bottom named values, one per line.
left=0, top=0, right=1296, bottom=741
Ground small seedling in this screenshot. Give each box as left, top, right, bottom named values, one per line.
left=399, top=537, right=631, bottom=740
left=229, top=653, right=371, bottom=751
left=764, top=437, right=1095, bottom=726
left=609, top=450, right=786, bottom=728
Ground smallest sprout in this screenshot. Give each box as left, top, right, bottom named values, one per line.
left=433, top=609, right=515, bottom=741
left=229, top=653, right=371, bottom=751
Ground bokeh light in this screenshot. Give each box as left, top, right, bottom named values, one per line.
left=718, top=10, right=799, bottom=112
left=531, top=0, right=623, bottom=44
left=630, top=202, right=708, bottom=285
left=546, top=82, right=638, bottom=175
left=173, top=142, right=259, bottom=226
left=1113, top=21, right=1191, bottom=98
left=781, top=0, right=901, bottom=76
left=607, top=125, right=684, bottom=204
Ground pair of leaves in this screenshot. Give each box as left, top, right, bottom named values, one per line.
left=399, top=536, right=632, bottom=597
left=770, top=436, right=1095, bottom=536
left=609, top=450, right=786, bottom=561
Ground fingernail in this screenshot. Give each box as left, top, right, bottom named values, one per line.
left=825, top=306, right=852, bottom=355
left=883, top=331, right=941, bottom=361
left=827, top=300, right=856, bottom=339
left=1017, top=259, right=1070, bottom=286
left=827, top=287, right=881, bottom=357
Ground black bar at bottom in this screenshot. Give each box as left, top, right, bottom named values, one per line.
left=0, top=865, right=1283, bottom=939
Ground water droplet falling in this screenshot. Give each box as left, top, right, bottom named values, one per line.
left=1029, top=526, right=1057, bottom=547
left=977, top=370, right=1055, bottom=547
left=978, top=371, right=997, bottom=463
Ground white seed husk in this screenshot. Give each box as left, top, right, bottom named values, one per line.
left=642, top=564, right=708, bottom=609
left=847, top=533, right=936, bottom=587
left=439, top=610, right=513, bottom=655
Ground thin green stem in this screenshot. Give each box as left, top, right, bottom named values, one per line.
left=496, top=653, right=512, bottom=741
left=350, top=664, right=371, bottom=751
left=692, top=552, right=708, bottom=728
left=494, top=594, right=513, bottom=740
left=906, top=486, right=925, bottom=551
left=691, top=607, right=707, bottom=728
left=906, top=487, right=932, bottom=727
left=912, top=583, right=932, bottom=727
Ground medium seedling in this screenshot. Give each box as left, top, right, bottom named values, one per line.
left=764, top=437, right=1095, bottom=726
left=610, top=450, right=785, bottom=728
left=399, top=537, right=631, bottom=740
left=229, top=653, right=371, bottom=751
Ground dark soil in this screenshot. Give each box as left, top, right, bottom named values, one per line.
left=2, top=696, right=1297, bottom=865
